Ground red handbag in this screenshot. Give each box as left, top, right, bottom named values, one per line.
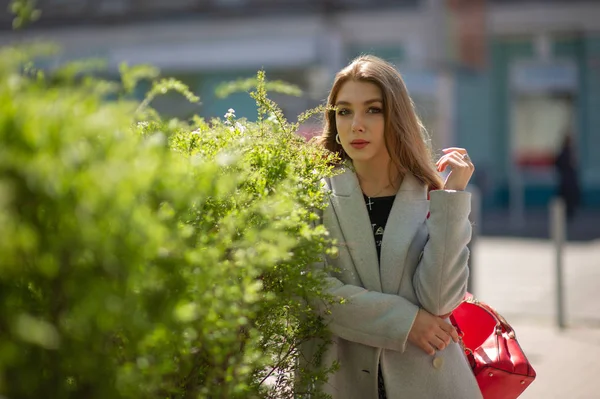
left=450, top=293, right=536, bottom=399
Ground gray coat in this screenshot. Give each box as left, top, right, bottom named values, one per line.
left=308, top=168, right=482, bottom=399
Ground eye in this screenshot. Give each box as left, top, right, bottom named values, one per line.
left=367, top=107, right=382, bottom=114
left=336, top=108, right=351, bottom=116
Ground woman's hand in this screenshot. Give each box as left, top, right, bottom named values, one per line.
left=436, top=147, right=475, bottom=191
left=408, top=309, right=459, bottom=356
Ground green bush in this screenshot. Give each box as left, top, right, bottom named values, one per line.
left=0, top=43, right=337, bottom=399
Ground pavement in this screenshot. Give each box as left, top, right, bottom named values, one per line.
left=471, top=236, right=600, bottom=399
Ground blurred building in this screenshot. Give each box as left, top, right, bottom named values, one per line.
left=1, top=0, right=599, bottom=213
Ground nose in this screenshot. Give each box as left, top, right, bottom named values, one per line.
left=351, top=114, right=365, bottom=133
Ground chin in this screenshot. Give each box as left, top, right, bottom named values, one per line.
left=347, top=152, right=375, bottom=163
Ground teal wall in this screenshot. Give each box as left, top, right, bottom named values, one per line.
left=197, top=71, right=258, bottom=121
left=130, top=70, right=258, bottom=121
left=549, top=35, right=600, bottom=207
left=456, top=37, right=535, bottom=208
left=345, top=44, right=405, bottom=65
left=454, top=70, right=494, bottom=207
left=492, top=38, right=534, bottom=207
left=581, top=36, right=600, bottom=206
left=456, top=34, right=600, bottom=208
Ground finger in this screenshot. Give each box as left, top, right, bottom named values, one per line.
left=442, top=147, right=467, bottom=154
left=420, top=341, right=436, bottom=356
left=450, top=328, right=459, bottom=343
left=444, top=149, right=475, bottom=170
left=439, top=321, right=459, bottom=342
left=450, top=151, right=469, bottom=164
left=436, top=155, right=448, bottom=169
left=453, top=151, right=475, bottom=168
left=436, top=151, right=459, bottom=164
left=438, top=331, right=452, bottom=346
left=438, top=157, right=469, bottom=172
left=462, top=154, right=475, bottom=169
left=430, top=336, right=446, bottom=351
left=438, top=151, right=466, bottom=165
left=443, top=156, right=469, bottom=170
left=438, top=319, right=456, bottom=335
left=437, top=159, right=450, bottom=172
left=452, top=152, right=473, bottom=168
left=436, top=153, right=459, bottom=170
left=435, top=333, right=451, bottom=348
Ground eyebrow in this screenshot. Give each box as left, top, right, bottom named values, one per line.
left=335, top=99, right=383, bottom=106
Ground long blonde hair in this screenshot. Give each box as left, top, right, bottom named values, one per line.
left=315, top=55, right=443, bottom=191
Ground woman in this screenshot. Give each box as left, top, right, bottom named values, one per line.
left=307, top=55, right=482, bottom=398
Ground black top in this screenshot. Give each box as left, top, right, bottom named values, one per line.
left=364, top=193, right=395, bottom=399
left=363, top=194, right=395, bottom=263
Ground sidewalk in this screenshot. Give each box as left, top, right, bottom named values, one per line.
left=472, top=237, right=600, bottom=399
left=509, top=321, right=600, bottom=399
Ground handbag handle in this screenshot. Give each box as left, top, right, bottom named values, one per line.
left=449, top=299, right=515, bottom=371
left=450, top=296, right=516, bottom=338
left=464, top=297, right=516, bottom=338
left=448, top=313, right=476, bottom=368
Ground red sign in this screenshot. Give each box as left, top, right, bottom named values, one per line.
left=446, top=0, right=488, bottom=69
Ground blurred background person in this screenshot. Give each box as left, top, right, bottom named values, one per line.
left=554, top=132, right=581, bottom=222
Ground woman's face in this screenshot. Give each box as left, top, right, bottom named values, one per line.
left=334, top=80, right=389, bottom=165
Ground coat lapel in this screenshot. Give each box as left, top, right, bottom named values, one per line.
left=380, top=174, right=429, bottom=294
left=327, top=168, right=382, bottom=292
left=327, top=169, right=429, bottom=294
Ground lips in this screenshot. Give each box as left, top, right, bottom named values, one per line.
left=350, top=139, right=369, bottom=149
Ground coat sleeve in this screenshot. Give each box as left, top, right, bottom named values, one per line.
left=312, top=259, right=420, bottom=353
left=412, top=189, right=472, bottom=317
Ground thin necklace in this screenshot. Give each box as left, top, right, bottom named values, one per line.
left=363, top=184, right=392, bottom=211
left=364, top=184, right=392, bottom=198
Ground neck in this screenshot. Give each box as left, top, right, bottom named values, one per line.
left=353, top=159, right=400, bottom=197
